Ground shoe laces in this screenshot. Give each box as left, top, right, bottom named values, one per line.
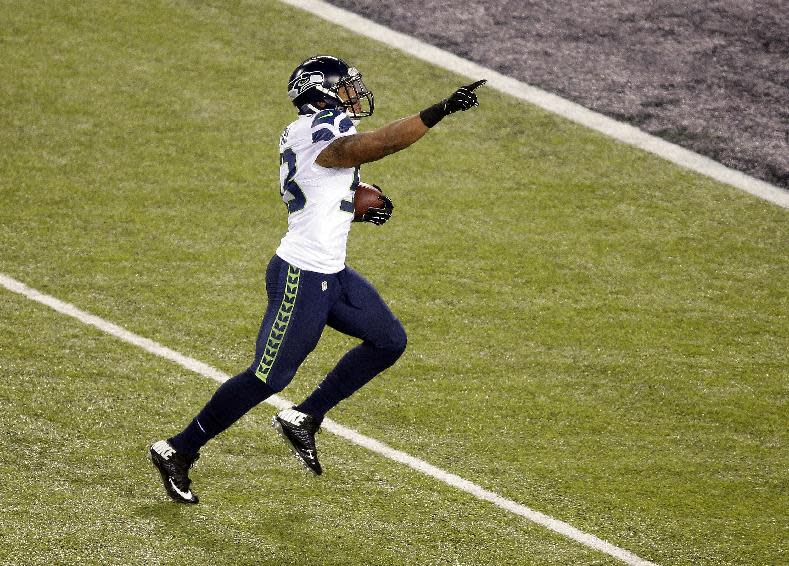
left=172, top=452, right=199, bottom=488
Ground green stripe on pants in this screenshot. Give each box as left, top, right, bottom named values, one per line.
left=255, top=265, right=300, bottom=381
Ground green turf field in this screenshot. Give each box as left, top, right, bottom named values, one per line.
left=1, top=1, right=786, bottom=565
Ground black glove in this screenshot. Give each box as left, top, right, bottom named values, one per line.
left=362, top=190, right=394, bottom=226
left=419, top=79, right=486, bottom=128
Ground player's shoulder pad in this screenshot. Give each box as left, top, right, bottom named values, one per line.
left=311, top=109, right=354, bottom=144
left=311, top=108, right=343, bottom=128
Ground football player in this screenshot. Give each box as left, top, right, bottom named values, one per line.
left=149, top=55, right=485, bottom=503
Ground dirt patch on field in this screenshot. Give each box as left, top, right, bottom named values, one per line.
left=326, top=0, right=789, bottom=189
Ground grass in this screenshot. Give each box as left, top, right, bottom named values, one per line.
left=1, top=1, right=787, bottom=565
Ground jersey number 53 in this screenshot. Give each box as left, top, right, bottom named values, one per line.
left=279, top=148, right=306, bottom=213
left=279, top=148, right=359, bottom=214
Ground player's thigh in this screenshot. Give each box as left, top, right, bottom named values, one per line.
left=328, top=266, right=406, bottom=351
left=252, top=257, right=336, bottom=390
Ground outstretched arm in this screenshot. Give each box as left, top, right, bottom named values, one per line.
left=316, top=80, right=486, bottom=168
left=316, top=115, right=429, bottom=168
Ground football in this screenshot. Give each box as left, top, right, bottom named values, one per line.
left=353, top=182, right=386, bottom=221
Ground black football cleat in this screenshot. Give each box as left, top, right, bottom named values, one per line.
left=272, top=408, right=322, bottom=475
left=148, top=440, right=200, bottom=504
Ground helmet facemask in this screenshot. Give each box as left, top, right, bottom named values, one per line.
left=334, top=68, right=374, bottom=118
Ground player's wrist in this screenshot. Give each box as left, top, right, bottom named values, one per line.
left=419, top=101, right=447, bottom=128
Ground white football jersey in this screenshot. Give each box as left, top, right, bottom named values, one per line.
left=275, top=108, right=359, bottom=274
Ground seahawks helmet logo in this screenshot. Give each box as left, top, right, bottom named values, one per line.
left=288, top=72, right=325, bottom=100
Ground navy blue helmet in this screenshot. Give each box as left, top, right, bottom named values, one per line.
left=287, top=55, right=374, bottom=118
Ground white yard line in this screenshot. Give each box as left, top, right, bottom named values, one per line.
left=279, top=0, right=789, bottom=209
left=0, top=271, right=659, bottom=565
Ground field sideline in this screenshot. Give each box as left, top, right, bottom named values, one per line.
left=1, top=1, right=786, bottom=565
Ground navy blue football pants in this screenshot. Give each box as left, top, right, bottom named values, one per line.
left=253, top=254, right=407, bottom=392
left=169, top=254, right=406, bottom=455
